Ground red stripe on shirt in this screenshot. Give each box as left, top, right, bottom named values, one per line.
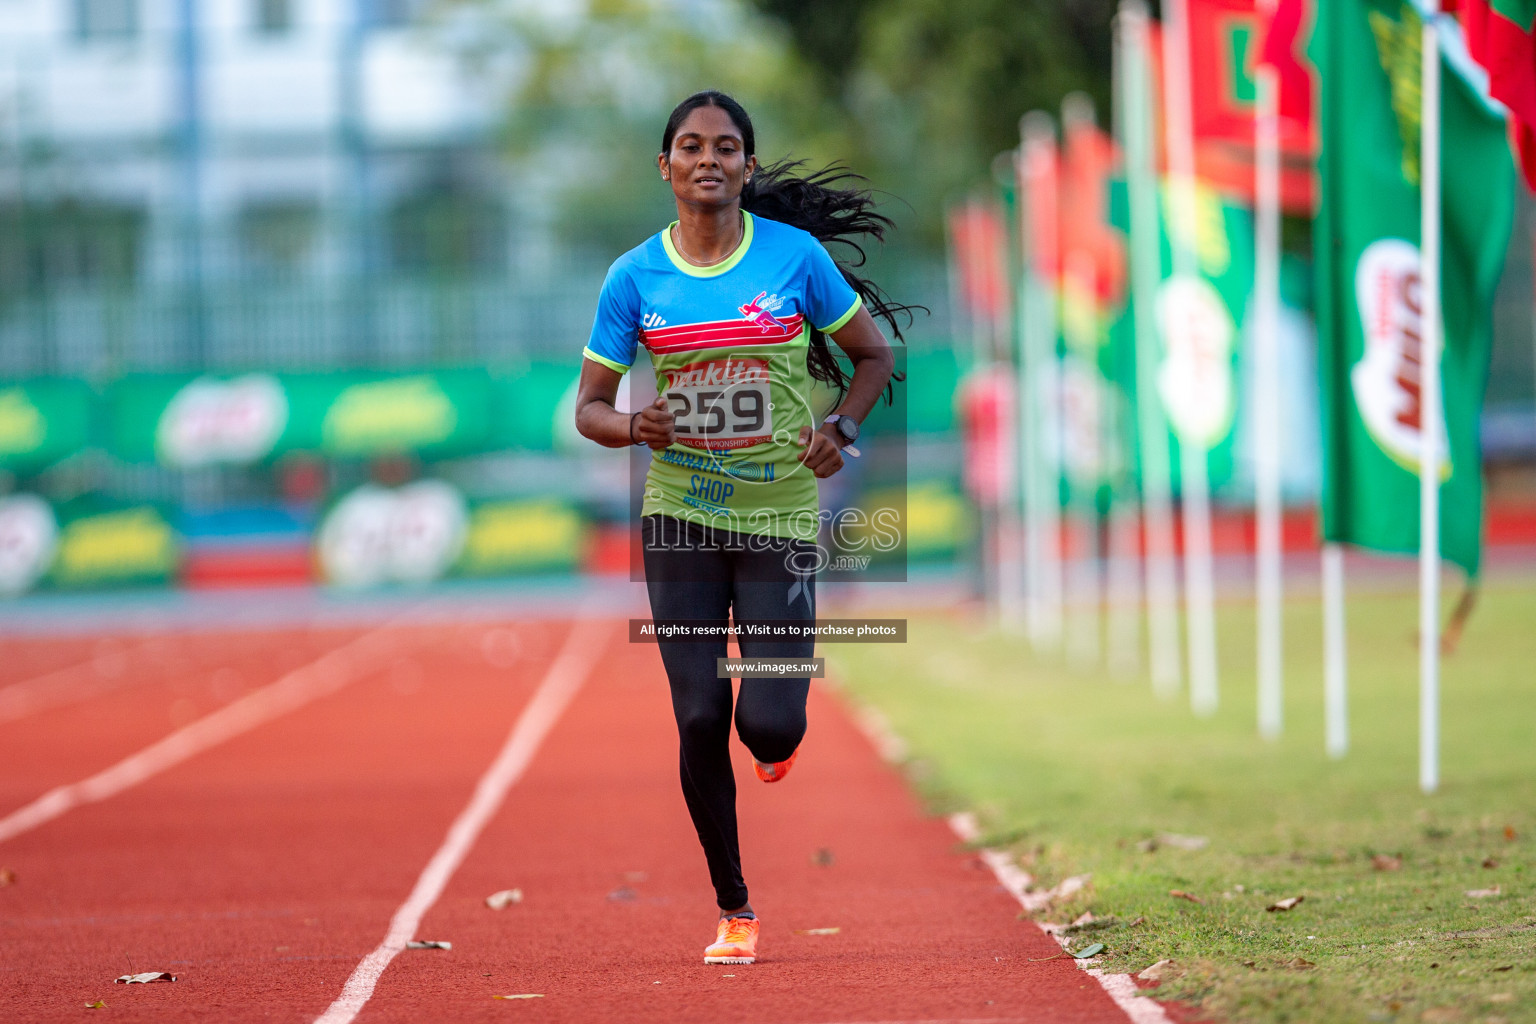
left=643, top=315, right=805, bottom=353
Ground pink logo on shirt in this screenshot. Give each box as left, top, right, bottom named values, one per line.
left=738, top=291, right=790, bottom=335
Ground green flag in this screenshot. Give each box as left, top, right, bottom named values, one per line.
left=1316, top=0, right=1515, bottom=576
left=1106, top=180, right=1254, bottom=502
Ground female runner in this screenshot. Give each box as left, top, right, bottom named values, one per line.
left=574, top=90, right=908, bottom=966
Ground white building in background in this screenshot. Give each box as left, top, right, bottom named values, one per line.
left=0, top=0, right=554, bottom=375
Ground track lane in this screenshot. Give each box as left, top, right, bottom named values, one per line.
left=314, top=615, right=610, bottom=1024
left=0, top=627, right=380, bottom=829
left=0, top=621, right=564, bottom=1022
left=0, top=629, right=361, bottom=808
left=0, top=628, right=364, bottom=728
left=357, top=634, right=1138, bottom=1024
left=0, top=633, right=138, bottom=686
left=0, top=615, right=1153, bottom=1023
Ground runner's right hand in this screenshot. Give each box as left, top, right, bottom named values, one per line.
left=636, top=395, right=676, bottom=450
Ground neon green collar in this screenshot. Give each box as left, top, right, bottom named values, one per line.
left=662, top=211, right=754, bottom=277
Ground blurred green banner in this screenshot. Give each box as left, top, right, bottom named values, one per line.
left=103, top=366, right=584, bottom=466
left=1107, top=179, right=1254, bottom=501
left=0, top=379, right=93, bottom=471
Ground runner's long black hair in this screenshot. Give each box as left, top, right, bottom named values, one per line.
left=661, top=90, right=917, bottom=403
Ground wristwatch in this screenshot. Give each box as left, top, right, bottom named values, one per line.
left=823, top=414, right=861, bottom=458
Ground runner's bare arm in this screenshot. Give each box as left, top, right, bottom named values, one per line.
left=828, top=305, right=896, bottom=422
left=575, top=360, right=676, bottom=450
left=796, top=305, right=896, bottom=477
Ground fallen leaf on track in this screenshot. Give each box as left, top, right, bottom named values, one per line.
left=1465, top=886, right=1501, bottom=898
left=406, top=940, right=452, bottom=950
left=85, top=1001, right=106, bottom=1009
left=1169, top=889, right=1203, bottom=904
left=115, top=973, right=175, bottom=984
left=793, top=927, right=840, bottom=935
left=1267, top=896, right=1305, bottom=912
left=485, top=889, right=523, bottom=910
left=1137, top=959, right=1173, bottom=981
left=0, top=868, right=15, bottom=886
left=1070, top=942, right=1105, bottom=959
left=1371, top=855, right=1402, bottom=872
left=812, top=847, right=835, bottom=867
left=492, top=994, right=543, bottom=1000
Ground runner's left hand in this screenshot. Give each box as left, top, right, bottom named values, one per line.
left=796, top=425, right=844, bottom=478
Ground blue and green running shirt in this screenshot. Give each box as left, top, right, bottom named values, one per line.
left=584, top=212, right=862, bottom=542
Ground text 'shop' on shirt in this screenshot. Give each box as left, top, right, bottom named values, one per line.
left=584, top=212, right=863, bottom=541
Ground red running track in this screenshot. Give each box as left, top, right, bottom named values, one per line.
left=0, top=617, right=1156, bottom=1024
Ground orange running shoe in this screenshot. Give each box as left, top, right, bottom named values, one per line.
left=704, top=915, right=760, bottom=965
left=752, top=748, right=798, bottom=783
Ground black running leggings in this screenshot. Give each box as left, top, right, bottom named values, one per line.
left=641, top=514, right=816, bottom=910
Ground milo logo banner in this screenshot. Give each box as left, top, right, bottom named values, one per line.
left=1104, top=180, right=1253, bottom=502
left=1315, top=0, right=1514, bottom=575
left=315, top=482, right=587, bottom=588
left=107, top=369, right=498, bottom=465
left=0, top=494, right=178, bottom=596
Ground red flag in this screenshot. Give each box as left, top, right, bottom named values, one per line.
left=1185, top=0, right=1318, bottom=211
left=1059, top=119, right=1128, bottom=310
left=947, top=202, right=1010, bottom=327
left=1458, top=0, right=1536, bottom=189
left=1258, top=0, right=1314, bottom=130
left=959, top=366, right=1016, bottom=507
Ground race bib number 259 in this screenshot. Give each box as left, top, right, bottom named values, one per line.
left=663, top=357, right=774, bottom=450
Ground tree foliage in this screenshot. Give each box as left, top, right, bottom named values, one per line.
left=750, top=0, right=1118, bottom=238
left=454, top=0, right=1117, bottom=251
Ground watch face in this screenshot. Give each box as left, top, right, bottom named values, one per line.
left=836, top=416, right=859, bottom=443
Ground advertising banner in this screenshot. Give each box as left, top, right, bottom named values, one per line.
left=1316, top=0, right=1515, bottom=575
left=0, top=379, right=94, bottom=471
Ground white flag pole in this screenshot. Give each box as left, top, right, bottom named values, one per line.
left=1062, top=96, right=1105, bottom=671
left=1162, top=0, right=1221, bottom=717
left=1419, top=2, right=1443, bottom=795
left=1322, top=542, right=1349, bottom=758
left=1015, top=132, right=1046, bottom=647
left=1107, top=6, right=1144, bottom=678
left=1119, top=0, right=1182, bottom=696
left=1254, top=0, right=1285, bottom=739
left=1021, top=115, right=1066, bottom=653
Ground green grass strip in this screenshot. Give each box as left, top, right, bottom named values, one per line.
left=830, top=583, right=1536, bottom=1024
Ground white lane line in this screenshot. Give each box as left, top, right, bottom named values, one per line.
left=0, top=623, right=408, bottom=846
left=825, top=683, right=1173, bottom=1024
left=312, top=616, right=611, bottom=1024
left=0, top=641, right=163, bottom=725
left=948, top=813, right=1173, bottom=1024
